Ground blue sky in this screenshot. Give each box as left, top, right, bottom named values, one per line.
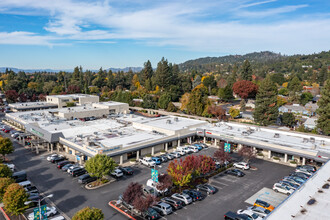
left=0, top=0, right=330, bottom=69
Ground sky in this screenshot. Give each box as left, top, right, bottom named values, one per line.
left=0, top=0, right=330, bottom=70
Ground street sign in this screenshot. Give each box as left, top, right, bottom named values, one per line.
left=34, top=205, right=48, bottom=220
left=151, top=169, right=158, bottom=182
left=224, top=143, right=231, bottom=153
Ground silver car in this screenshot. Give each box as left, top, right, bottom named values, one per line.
left=247, top=206, right=271, bottom=218
left=152, top=202, right=173, bottom=215
left=171, top=193, right=192, bottom=205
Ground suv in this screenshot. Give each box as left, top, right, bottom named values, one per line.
left=273, top=183, right=294, bottom=195
left=171, top=193, right=192, bottom=205
left=253, top=199, right=274, bottom=211
left=151, top=202, right=173, bottom=216
left=140, top=207, right=160, bottom=220
left=78, top=174, right=97, bottom=184
left=237, top=209, right=263, bottom=220
left=224, top=211, right=250, bottom=220
left=57, top=161, right=73, bottom=169
left=151, top=157, right=162, bottom=165
left=196, top=184, right=216, bottom=195
left=233, top=162, right=250, bottom=170
left=69, top=168, right=86, bottom=177
left=182, top=189, right=203, bottom=201
left=111, top=169, right=123, bottom=178
left=161, top=197, right=183, bottom=210
left=225, top=169, right=245, bottom=177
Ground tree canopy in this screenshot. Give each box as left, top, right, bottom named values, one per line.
left=72, top=207, right=104, bottom=220
left=85, top=154, right=117, bottom=179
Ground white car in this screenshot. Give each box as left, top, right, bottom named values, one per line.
left=46, top=154, right=62, bottom=162
left=176, top=149, right=186, bottom=156
left=169, top=152, right=180, bottom=158
left=237, top=209, right=263, bottom=220
left=189, top=146, right=199, bottom=153
left=4, top=163, right=15, bottom=171
left=233, top=162, right=250, bottom=170
left=28, top=206, right=57, bottom=220
left=171, top=193, right=192, bottom=205
left=67, top=165, right=81, bottom=173
left=247, top=206, right=271, bottom=218
left=147, top=179, right=168, bottom=194
left=111, top=168, right=123, bottom=178
left=273, top=183, right=294, bottom=195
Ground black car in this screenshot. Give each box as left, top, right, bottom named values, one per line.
left=159, top=155, right=168, bottom=162
left=161, top=197, right=184, bottom=210
left=182, top=189, right=203, bottom=201
left=25, top=185, right=39, bottom=194
left=224, top=211, right=250, bottom=220
left=119, top=167, right=134, bottom=175
left=196, top=184, right=216, bottom=194
left=225, top=169, right=245, bottom=177
left=70, top=168, right=87, bottom=177
left=78, top=174, right=97, bottom=184
left=57, top=161, right=73, bottom=169
left=51, top=156, right=65, bottom=163
left=141, top=207, right=160, bottom=220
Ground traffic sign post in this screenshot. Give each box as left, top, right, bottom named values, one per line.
left=151, top=168, right=158, bottom=183
left=40, top=205, right=47, bottom=219
left=224, top=143, right=231, bottom=153
left=33, top=204, right=48, bottom=220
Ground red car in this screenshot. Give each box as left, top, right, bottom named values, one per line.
left=4, top=129, right=11, bottom=133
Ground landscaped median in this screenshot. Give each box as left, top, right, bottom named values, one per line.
left=85, top=177, right=116, bottom=190
left=108, top=200, right=142, bottom=220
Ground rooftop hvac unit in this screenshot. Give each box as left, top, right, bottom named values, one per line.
left=166, top=119, right=172, bottom=124
left=274, top=133, right=280, bottom=138
left=310, top=137, right=315, bottom=143
left=93, top=132, right=98, bottom=135
left=303, top=138, right=309, bottom=143
left=174, top=117, right=179, bottom=122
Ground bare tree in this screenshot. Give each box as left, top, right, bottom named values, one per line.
left=123, top=182, right=143, bottom=205
left=208, top=105, right=227, bottom=121
left=238, top=146, right=256, bottom=163
left=213, top=143, right=231, bottom=165
left=133, top=195, right=157, bottom=212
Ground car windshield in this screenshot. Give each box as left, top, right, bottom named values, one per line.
left=148, top=208, right=157, bottom=215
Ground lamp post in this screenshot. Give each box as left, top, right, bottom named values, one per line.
left=25, top=194, right=53, bottom=219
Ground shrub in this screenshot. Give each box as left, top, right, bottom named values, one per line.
left=273, top=156, right=280, bottom=160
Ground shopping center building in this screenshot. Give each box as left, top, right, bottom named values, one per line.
left=3, top=95, right=330, bottom=166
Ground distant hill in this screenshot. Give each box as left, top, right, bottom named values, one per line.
left=179, top=51, right=284, bottom=72
left=0, top=67, right=143, bottom=73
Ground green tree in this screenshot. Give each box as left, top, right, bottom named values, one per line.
left=72, top=207, right=104, bottom=220
left=218, top=85, right=233, bottom=102
left=187, top=89, right=206, bottom=116
left=154, top=57, right=170, bottom=91
left=278, top=88, right=289, bottom=96
left=158, top=93, right=171, bottom=109
left=270, top=73, right=285, bottom=85
left=202, top=75, right=216, bottom=94
left=3, top=183, right=28, bottom=216
left=166, top=102, right=177, bottom=112
left=85, top=154, right=117, bottom=179
left=316, top=79, right=330, bottom=135
left=229, top=107, right=240, bottom=118
left=241, top=60, right=253, bottom=81
left=0, top=137, right=14, bottom=160
left=254, top=76, right=279, bottom=126
left=43, top=81, right=57, bottom=94
left=300, top=92, right=313, bottom=105
left=142, top=94, right=157, bottom=109
left=142, top=60, right=153, bottom=84
left=0, top=178, right=14, bottom=202
left=288, top=76, right=302, bottom=102
left=281, top=112, right=296, bottom=127
left=0, top=164, right=12, bottom=178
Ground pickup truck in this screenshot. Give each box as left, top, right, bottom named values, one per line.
left=139, top=157, right=156, bottom=167
left=224, top=211, right=250, bottom=220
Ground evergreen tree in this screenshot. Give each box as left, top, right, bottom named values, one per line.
left=288, top=76, right=302, bottom=103
left=254, top=76, right=278, bottom=126
left=142, top=60, right=153, bottom=84
left=316, top=79, right=330, bottom=135
left=187, top=88, right=206, bottom=115
left=240, top=99, right=246, bottom=112
left=154, top=57, right=170, bottom=91
left=240, top=60, right=253, bottom=81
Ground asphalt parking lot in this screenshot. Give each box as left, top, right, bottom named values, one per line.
left=7, top=136, right=295, bottom=220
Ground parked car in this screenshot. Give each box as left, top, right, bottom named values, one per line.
left=233, top=162, right=250, bottom=170
left=288, top=175, right=307, bottom=184
left=62, top=164, right=76, bottom=172
left=67, top=165, right=81, bottom=173
left=225, top=169, right=245, bottom=177
left=147, top=179, right=168, bottom=195
left=171, top=193, right=192, bottom=205
left=139, top=157, right=156, bottom=167
left=57, top=161, right=73, bottom=169
left=246, top=206, right=271, bottom=218
left=4, top=163, right=15, bottom=172
left=224, top=211, right=250, bottom=220
left=151, top=202, right=173, bottom=216
left=24, top=185, right=39, bottom=194
left=69, top=167, right=86, bottom=177
left=143, top=186, right=158, bottom=196
left=192, top=143, right=203, bottom=150
left=51, top=156, right=66, bottom=163
left=164, top=153, right=175, bottom=160
left=140, top=207, right=160, bottom=220
left=47, top=154, right=60, bottom=161
left=273, top=183, right=294, bottom=195
left=28, top=207, right=57, bottom=220
left=119, top=167, right=134, bottom=175
left=78, top=174, right=97, bottom=184
left=280, top=180, right=299, bottom=190
left=182, top=189, right=203, bottom=201
left=151, top=157, right=162, bottom=165
left=196, top=184, right=216, bottom=194
left=111, top=168, right=123, bottom=178
left=295, top=168, right=314, bottom=176
left=158, top=155, right=168, bottom=162
left=199, top=143, right=208, bottom=149
left=189, top=146, right=199, bottom=153
left=282, top=177, right=302, bottom=186
left=291, top=172, right=310, bottom=179
left=296, top=164, right=316, bottom=172
left=169, top=152, right=180, bottom=158
left=183, top=147, right=193, bottom=154
left=176, top=149, right=186, bottom=156
left=253, top=199, right=274, bottom=211
left=161, top=197, right=183, bottom=210
left=12, top=170, right=27, bottom=183
left=237, top=209, right=263, bottom=220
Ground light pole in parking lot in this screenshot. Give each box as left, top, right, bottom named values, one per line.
left=25, top=194, right=54, bottom=219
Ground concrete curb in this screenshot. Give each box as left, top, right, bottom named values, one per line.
left=85, top=179, right=116, bottom=190
left=108, top=201, right=137, bottom=220
left=0, top=207, right=10, bottom=220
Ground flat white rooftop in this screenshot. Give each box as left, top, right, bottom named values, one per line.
left=267, top=161, right=330, bottom=220
left=49, top=94, right=98, bottom=98
left=9, top=102, right=57, bottom=108
left=201, top=122, right=330, bottom=158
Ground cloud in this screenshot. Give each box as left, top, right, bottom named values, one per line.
left=0, top=0, right=329, bottom=55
